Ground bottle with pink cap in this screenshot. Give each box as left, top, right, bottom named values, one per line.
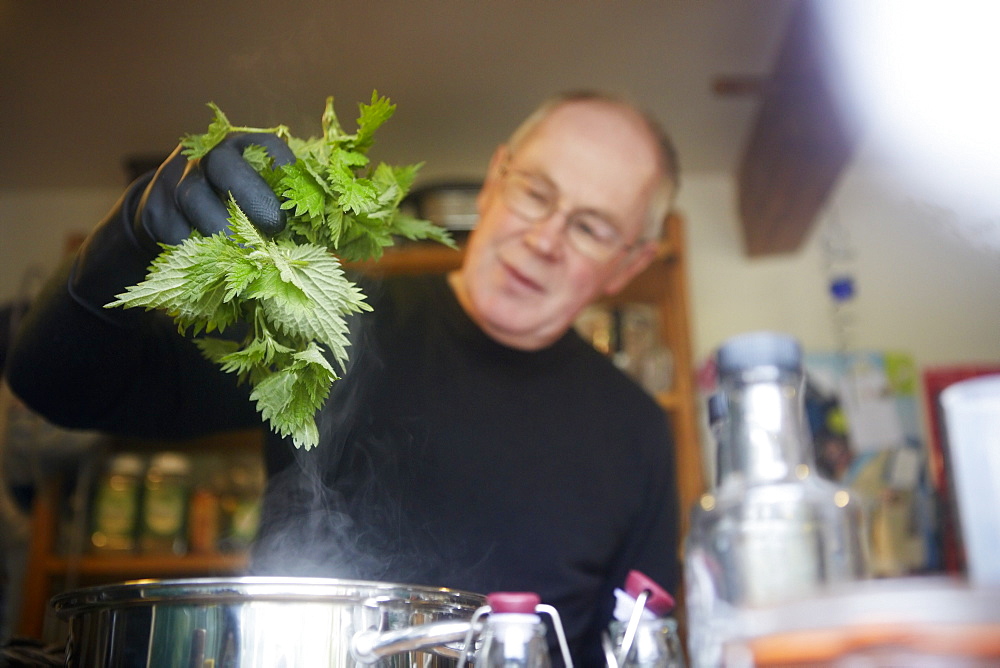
left=604, top=570, right=685, bottom=668
left=457, top=592, right=573, bottom=668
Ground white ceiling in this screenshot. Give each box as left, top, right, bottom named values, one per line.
left=0, top=0, right=796, bottom=191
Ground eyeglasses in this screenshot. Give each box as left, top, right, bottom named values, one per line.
left=498, top=164, right=637, bottom=262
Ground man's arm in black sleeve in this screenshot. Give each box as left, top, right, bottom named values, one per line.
left=6, top=256, right=258, bottom=440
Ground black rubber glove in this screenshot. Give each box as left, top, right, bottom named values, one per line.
left=69, top=132, right=296, bottom=324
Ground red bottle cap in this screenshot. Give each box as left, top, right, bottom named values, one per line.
left=624, top=570, right=675, bottom=616
left=487, top=592, right=541, bottom=614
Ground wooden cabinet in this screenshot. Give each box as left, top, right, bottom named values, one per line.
left=604, top=213, right=703, bottom=518
left=17, top=213, right=704, bottom=639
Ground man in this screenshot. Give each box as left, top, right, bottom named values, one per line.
left=7, top=91, right=680, bottom=665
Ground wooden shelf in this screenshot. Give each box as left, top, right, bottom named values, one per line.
left=43, top=552, right=248, bottom=579
left=17, top=433, right=262, bottom=639
left=656, top=391, right=684, bottom=411
left=349, top=243, right=465, bottom=275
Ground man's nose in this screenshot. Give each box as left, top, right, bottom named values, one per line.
left=523, top=210, right=568, bottom=258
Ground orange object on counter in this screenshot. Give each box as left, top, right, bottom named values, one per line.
left=724, top=577, right=1000, bottom=667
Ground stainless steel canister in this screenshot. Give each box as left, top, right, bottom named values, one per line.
left=51, top=577, right=486, bottom=667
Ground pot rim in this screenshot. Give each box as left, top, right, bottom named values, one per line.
left=51, top=576, right=486, bottom=618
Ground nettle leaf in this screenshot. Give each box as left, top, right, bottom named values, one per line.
left=287, top=135, right=325, bottom=162
left=203, top=323, right=294, bottom=381
left=244, top=263, right=311, bottom=308
left=109, top=94, right=458, bottom=448
left=279, top=161, right=329, bottom=220
left=194, top=336, right=242, bottom=367
left=321, top=96, right=346, bottom=144
left=355, top=91, right=396, bottom=151
left=108, top=233, right=242, bottom=332
left=241, top=145, right=286, bottom=193
left=334, top=230, right=393, bottom=263
left=391, top=213, right=457, bottom=248
left=259, top=242, right=370, bottom=369
left=225, top=197, right=268, bottom=248
left=181, top=103, right=233, bottom=159
left=337, top=178, right=380, bottom=215
left=370, top=163, right=403, bottom=212
left=391, top=163, right=422, bottom=196
left=298, top=204, right=346, bottom=249
left=328, top=146, right=369, bottom=170
left=325, top=153, right=378, bottom=215
left=220, top=247, right=263, bottom=301
left=284, top=215, right=324, bottom=247
left=250, top=343, right=336, bottom=449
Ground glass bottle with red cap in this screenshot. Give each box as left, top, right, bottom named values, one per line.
left=605, top=570, right=685, bottom=668
left=458, top=592, right=573, bottom=668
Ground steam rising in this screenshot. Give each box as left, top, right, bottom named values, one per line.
left=248, top=279, right=492, bottom=588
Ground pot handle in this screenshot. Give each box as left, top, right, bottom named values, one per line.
left=352, top=619, right=476, bottom=664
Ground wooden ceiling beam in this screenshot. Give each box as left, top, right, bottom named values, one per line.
left=736, top=0, right=860, bottom=257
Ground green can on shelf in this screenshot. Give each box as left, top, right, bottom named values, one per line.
left=140, top=452, right=192, bottom=555
left=90, top=453, right=144, bottom=553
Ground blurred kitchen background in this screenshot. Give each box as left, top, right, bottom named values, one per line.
left=2, top=0, right=999, bottom=648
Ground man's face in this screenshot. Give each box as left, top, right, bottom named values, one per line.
left=450, top=101, right=665, bottom=351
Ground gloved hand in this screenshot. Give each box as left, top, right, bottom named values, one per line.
left=69, top=132, right=296, bottom=323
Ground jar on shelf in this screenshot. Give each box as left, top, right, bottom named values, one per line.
left=616, top=304, right=674, bottom=396
left=139, top=452, right=191, bottom=555
left=89, top=453, right=144, bottom=553
left=187, top=454, right=225, bottom=554
left=219, top=454, right=264, bottom=553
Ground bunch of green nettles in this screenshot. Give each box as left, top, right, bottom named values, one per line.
left=108, top=93, right=454, bottom=449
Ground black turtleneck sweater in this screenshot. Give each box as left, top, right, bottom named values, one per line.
left=9, top=269, right=679, bottom=666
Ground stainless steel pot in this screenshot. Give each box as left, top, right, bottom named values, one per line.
left=51, top=577, right=486, bottom=667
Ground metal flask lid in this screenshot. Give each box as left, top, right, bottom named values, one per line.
left=716, top=331, right=802, bottom=375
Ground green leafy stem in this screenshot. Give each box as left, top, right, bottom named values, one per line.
left=107, top=93, right=455, bottom=449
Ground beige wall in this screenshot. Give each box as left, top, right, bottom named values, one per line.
left=1, top=187, right=123, bottom=305
left=679, top=154, right=1000, bottom=369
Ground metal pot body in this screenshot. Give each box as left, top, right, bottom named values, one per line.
left=51, top=577, right=485, bottom=667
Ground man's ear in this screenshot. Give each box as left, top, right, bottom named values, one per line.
left=603, top=240, right=659, bottom=296
left=476, top=145, right=510, bottom=214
